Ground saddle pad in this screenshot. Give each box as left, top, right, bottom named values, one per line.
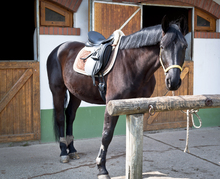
left=73, top=30, right=124, bottom=77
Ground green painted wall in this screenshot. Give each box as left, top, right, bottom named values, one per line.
left=193, top=108, right=220, bottom=128
left=41, top=106, right=126, bottom=143
left=41, top=107, right=220, bottom=143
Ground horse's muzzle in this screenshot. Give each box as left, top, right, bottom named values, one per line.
left=165, top=69, right=182, bottom=91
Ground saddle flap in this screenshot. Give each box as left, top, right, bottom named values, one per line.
left=85, top=43, right=112, bottom=77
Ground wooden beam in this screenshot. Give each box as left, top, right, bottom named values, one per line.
left=107, top=95, right=220, bottom=116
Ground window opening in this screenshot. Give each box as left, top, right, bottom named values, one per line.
left=194, top=8, right=216, bottom=32
left=45, top=8, right=65, bottom=22
left=197, top=16, right=210, bottom=27
left=40, top=0, right=73, bottom=27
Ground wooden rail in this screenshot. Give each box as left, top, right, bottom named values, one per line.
left=107, top=94, right=220, bottom=179
left=107, top=95, right=220, bottom=116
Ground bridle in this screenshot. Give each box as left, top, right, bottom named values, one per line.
left=159, top=48, right=183, bottom=74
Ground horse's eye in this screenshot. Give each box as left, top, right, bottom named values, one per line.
left=183, top=43, right=188, bottom=49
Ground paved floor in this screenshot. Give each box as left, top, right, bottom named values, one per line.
left=0, top=127, right=220, bottom=179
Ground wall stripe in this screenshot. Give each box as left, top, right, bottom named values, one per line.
left=194, top=32, right=220, bottom=38
left=39, top=27, right=80, bottom=35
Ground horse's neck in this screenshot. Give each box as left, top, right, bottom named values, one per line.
left=132, top=46, right=161, bottom=81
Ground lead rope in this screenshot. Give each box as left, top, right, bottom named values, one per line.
left=172, top=91, right=202, bottom=153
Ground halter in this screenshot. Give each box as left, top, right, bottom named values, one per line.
left=159, top=48, right=182, bottom=74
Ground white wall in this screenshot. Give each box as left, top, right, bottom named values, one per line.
left=214, top=0, right=220, bottom=5
left=194, top=39, right=220, bottom=95
left=194, top=0, right=220, bottom=95
left=40, top=0, right=91, bottom=110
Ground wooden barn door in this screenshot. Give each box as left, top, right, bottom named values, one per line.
left=93, top=1, right=142, bottom=38
left=0, top=62, right=40, bottom=143
left=144, top=61, right=194, bottom=131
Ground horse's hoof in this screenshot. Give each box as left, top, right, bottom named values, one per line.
left=60, top=155, right=70, bottom=163
left=69, top=152, right=80, bottom=160
left=97, top=174, right=111, bottom=179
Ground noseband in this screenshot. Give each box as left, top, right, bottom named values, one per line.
left=159, top=48, right=182, bottom=74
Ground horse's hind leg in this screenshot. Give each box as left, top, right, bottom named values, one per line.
left=51, top=85, right=70, bottom=163
left=65, top=93, right=81, bottom=159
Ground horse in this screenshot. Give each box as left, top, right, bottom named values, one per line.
left=47, top=16, right=188, bottom=179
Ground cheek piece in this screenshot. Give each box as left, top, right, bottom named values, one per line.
left=159, top=48, right=183, bottom=74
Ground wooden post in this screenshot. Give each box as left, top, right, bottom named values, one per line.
left=126, top=114, right=143, bottom=179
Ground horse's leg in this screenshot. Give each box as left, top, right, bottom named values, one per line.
left=65, top=92, right=81, bottom=159
left=96, top=109, right=119, bottom=179
left=51, top=86, right=70, bottom=163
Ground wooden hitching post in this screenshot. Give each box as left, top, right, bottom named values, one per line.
left=107, top=94, right=220, bottom=179
left=126, top=113, right=143, bottom=179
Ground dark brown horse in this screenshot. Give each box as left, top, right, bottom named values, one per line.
left=47, top=16, right=187, bottom=179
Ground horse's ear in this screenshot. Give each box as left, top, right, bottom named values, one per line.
left=179, top=15, right=187, bottom=35
left=162, top=15, right=170, bottom=33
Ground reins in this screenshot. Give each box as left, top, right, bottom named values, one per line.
left=159, top=48, right=183, bottom=74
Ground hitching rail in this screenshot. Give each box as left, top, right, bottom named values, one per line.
left=107, top=94, right=220, bottom=116
left=107, top=94, right=220, bottom=179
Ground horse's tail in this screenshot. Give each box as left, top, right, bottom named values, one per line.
left=47, top=42, right=68, bottom=142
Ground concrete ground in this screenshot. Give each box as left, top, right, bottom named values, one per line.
left=0, top=127, right=219, bottom=179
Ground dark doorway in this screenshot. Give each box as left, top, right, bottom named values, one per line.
left=143, top=5, right=189, bottom=33
left=142, top=5, right=192, bottom=61
left=0, top=1, right=35, bottom=60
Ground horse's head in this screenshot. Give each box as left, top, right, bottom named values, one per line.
left=160, top=16, right=188, bottom=91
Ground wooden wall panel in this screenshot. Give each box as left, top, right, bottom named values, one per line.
left=94, top=2, right=141, bottom=38
left=0, top=62, right=40, bottom=143
left=144, top=61, right=194, bottom=131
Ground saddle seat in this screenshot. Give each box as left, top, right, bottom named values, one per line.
left=86, top=31, right=114, bottom=47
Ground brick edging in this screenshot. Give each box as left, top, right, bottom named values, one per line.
left=39, top=27, right=80, bottom=35
left=194, top=32, right=220, bottom=38
left=49, top=0, right=82, bottom=12
left=113, top=0, right=220, bottom=19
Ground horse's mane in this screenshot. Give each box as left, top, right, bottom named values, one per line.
left=119, top=23, right=187, bottom=50
left=119, top=25, right=162, bottom=49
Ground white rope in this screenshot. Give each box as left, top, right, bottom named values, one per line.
left=172, top=92, right=202, bottom=153
left=184, top=109, right=202, bottom=153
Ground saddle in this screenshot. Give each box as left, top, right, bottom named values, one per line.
left=81, top=31, right=115, bottom=102
left=73, top=30, right=124, bottom=102
left=85, top=31, right=114, bottom=47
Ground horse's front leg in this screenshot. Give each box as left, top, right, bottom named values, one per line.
left=96, top=109, right=119, bottom=179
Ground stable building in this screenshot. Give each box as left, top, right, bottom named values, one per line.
left=0, top=0, right=220, bottom=143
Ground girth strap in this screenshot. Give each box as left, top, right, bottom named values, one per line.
left=98, top=73, right=106, bottom=103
